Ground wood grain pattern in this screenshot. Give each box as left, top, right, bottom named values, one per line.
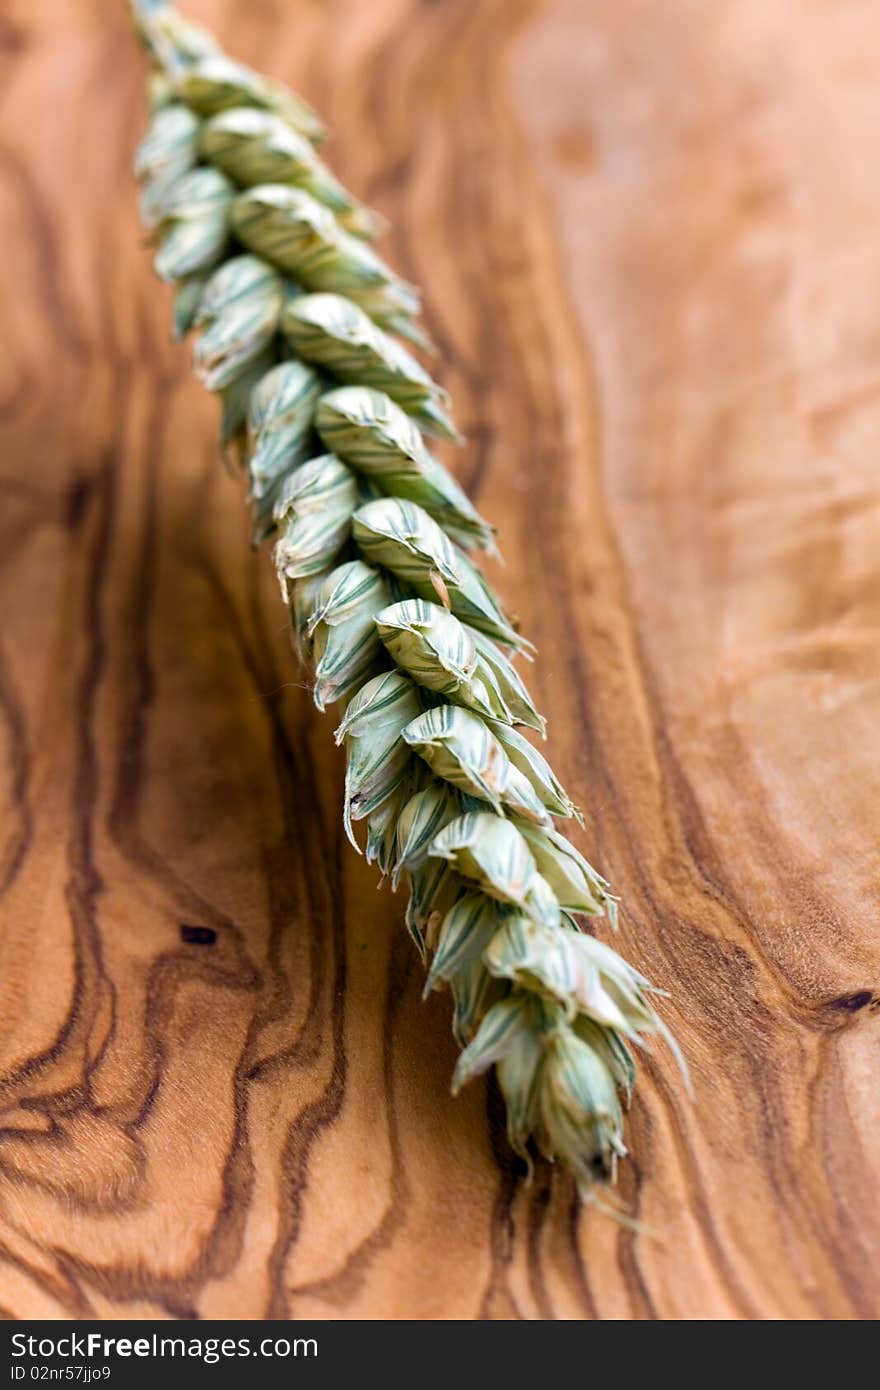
left=0, top=0, right=878, bottom=1319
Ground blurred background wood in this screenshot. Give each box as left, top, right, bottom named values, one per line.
left=0, top=0, right=878, bottom=1319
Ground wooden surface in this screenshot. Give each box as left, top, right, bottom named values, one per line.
left=0, top=0, right=878, bottom=1321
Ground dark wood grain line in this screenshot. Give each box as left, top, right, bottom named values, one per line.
left=286, top=931, right=414, bottom=1310
left=524, top=1166, right=555, bottom=1320
left=0, top=642, right=31, bottom=895
left=0, top=450, right=114, bottom=1105
left=0, top=150, right=88, bottom=361
left=264, top=890, right=347, bottom=1320
left=479, top=1081, right=524, bottom=1320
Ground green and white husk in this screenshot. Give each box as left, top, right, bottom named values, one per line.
left=129, top=0, right=685, bottom=1196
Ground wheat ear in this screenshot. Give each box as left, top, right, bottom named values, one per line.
left=127, top=0, right=686, bottom=1196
